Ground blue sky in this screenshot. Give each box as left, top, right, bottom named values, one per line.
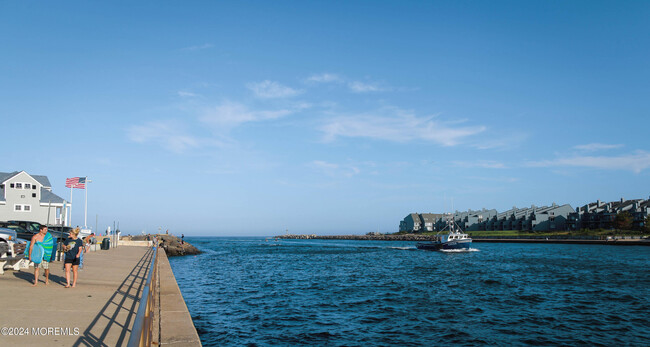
left=2, top=1, right=649, bottom=236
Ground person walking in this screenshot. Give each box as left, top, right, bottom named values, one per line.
left=64, top=228, right=83, bottom=288
left=29, top=225, right=54, bottom=286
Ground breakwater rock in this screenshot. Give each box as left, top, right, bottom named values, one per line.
left=157, top=234, right=201, bottom=256
left=275, top=234, right=650, bottom=246
left=275, top=234, right=439, bottom=241
left=124, top=234, right=202, bottom=256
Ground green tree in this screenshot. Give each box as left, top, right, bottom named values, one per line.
left=614, top=211, right=633, bottom=230
left=645, top=215, right=650, bottom=232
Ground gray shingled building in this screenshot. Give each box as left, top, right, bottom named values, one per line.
left=567, top=198, right=650, bottom=230
left=0, top=171, right=69, bottom=225
left=400, top=203, right=575, bottom=232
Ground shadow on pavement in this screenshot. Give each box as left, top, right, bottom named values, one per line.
left=12, top=267, right=68, bottom=286
left=72, top=247, right=154, bottom=347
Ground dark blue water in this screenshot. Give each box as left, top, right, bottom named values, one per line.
left=169, top=238, right=650, bottom=346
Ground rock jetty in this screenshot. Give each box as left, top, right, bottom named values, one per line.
left=124, top=234, right=202, bottom=256
left=276, top=233, right=439, bottom=241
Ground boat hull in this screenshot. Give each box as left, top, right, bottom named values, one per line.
left=416, top=239, right=472, bottom=251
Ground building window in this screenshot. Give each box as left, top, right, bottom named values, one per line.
left=10, top=183, right=14, bottom=188
left=25, top=183, right=31, bottom=189
left=15, top=183, right=22, bottom=189
left=32, top=185, right=37, bottom=190
left=14, top=204, right=31, bottom=212
left=32, top=193, right=37, bottom=198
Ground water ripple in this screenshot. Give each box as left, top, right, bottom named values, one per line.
left=171, top=238, right=650, bottom=346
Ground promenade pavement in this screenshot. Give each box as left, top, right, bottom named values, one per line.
left=0, top=245, right=152, bottom=347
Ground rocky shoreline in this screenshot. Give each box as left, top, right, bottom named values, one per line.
left=124, top=234, right=202, bottom=256
left=275, top=233, right=439, bottom=241
left=275, top=233, right=650, bottom=245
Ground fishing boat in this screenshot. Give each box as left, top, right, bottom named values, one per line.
left=416, top=214, right=472, bottom=251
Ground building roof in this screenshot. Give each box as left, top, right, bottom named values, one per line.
left=0, top=171, right=51, bottom=188
left=420, top=213, right=443, bottom=222
left=0, top=172, right=63, bottom=203
left=32, top=175, right=52, bottom=188
left=40, top=187, right=65, bottom=204
left=0, top=171, right=17, bottom=184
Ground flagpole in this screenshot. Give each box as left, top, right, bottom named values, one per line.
left=70, top=186, right=73, bottom=227
left=84, top=177, right=88, bottom=228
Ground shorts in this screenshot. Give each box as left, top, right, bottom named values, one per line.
left=65, top=257, right=80, bottom=266
left=38, top=260, right=49, bottom=270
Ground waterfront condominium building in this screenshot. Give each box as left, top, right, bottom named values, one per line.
left=400, top=203, right=574, bottom=233
left=399, top=213, right=423, bottom=233
left=0, top=171, right=70, bottom=226
left=567, top=198, right=650, bottom=230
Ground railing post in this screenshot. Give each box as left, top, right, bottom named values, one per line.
left=127, top=242, right=158, bottom=347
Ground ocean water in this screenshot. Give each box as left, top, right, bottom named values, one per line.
left=169, top=237, right=650, bottom=346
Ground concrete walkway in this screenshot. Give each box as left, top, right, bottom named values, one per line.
left=0, top=246, right=152, bottom=347
left=157, top=250, right=202, bottom=346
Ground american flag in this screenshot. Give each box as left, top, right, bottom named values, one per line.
left=65, top=177, right=86, bottom=189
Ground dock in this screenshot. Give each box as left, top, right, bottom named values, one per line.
left=0, top=243, right=201, bottom=346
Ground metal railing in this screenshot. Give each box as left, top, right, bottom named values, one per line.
left=127, top=239, right=158, bottom=347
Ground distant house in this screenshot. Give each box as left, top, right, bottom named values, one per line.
left=420, top=213, right=443, bottom=232
left=482, top=204, right=573, bottom=232
left=530, top=204, right=574, bottom=231
left=567, top=198, right=650, bottom=230
left=402, top=203, right=575, bottom=233
left=0, top=171, right=69, bottom=225
left=455, top=209, right=497, bottom=231
left=399, top=213, right=423, bottom=232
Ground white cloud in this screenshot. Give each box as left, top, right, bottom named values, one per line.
left=472, top=132, right=527, bottom=150
left=181, top=43, right=214, bottom=51
left=247, top=80, right=301, bottom=99
left=573, top=143, right=624, bottom=151
left=306, top=73, right=344, bottom=83
left=347, top=81, right=383, bottom=93
left=309, top=160, right=361, bottom=178
left=199, top=100, right=294, bottom=129
left=527, top=151, right=650, bottom=174
left=321, top=108, right=486, bottom=146
left=127, top=120, right=201, bottom=153
left=178, top=91, right=198, bottom=98
left=453, top=160, right=507, bottom=169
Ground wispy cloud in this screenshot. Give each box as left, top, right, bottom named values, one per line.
left=306, top=73, right=343, bottom=83
left=199, top=100, right=294, bottom=129
left=466, top=175, right=519, bottom=183
left=472, top=132, right=527, bottom=150
left=321, top=108, right=486, bottom=146
left=306, top=73, right=387, bottom=93
left=178, top=91, right=198, bottom=98
left=573, top=143, right=624, bottom=151
left=247, top=80, right=302, bottom=99
left=127, top=120, right=202, bottom=153
left=527, top=150, right=650, bottom=174
left=309, top=160, right=361, bottom=178
left=453, top=160, right=507, bottom=169
left=347, top=81, right=383, bottom=93
left=181, top=43, right=214, bottom=51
